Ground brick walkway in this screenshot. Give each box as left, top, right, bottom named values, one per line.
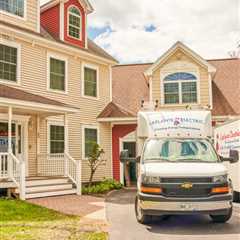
left=28, top=195, right=105, bottom=217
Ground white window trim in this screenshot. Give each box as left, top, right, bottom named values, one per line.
left=47, top=52, right=68, bottom=94
left=0, top=0, right=27, bottom=20
left=160, top=70, right=200, bottom=106
left=0, top=39, right=21, bottom=86
left=67, top=5, right=82, bottom=41
left=82, top=124, right=100, bottom=160
left=81, top=62, right=99, bottom=100
left=47, top=120, right=65, bottom=155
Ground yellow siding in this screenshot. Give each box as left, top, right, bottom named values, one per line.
left=0, top=0, right=38, bottom=32
left=152, top=49, right=210, bottom=109
left=0, top=34, right=112, bottom=182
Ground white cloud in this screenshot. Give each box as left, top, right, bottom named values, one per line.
left=41, top=0, right=239, bottom=63
left=89, top=0, right=239, bottom=63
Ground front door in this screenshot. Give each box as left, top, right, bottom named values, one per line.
left=123, top=142, right=137, bottom=185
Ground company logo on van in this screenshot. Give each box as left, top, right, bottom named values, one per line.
left=181, top=182, right=193, bottom=189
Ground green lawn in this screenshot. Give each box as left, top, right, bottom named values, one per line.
left=0, top=198, right=107, bottom=240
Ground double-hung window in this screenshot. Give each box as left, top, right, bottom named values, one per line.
left=0, top=43, right=18, bottom=82
left=84, top=127, right=98, bottom=158
left=83, top=66, right=98, bottom=98
left=49, top=56, right=66, bottom=92
left=49, top=125, right=65, bottom=154
left=0, top=0, right=25, bottom=18
left=163, top=72, right=198, bottom=104
left=68, top=6, right=81, bottom=39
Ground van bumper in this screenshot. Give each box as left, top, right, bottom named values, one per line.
left=138, top=193, right=232, bottom=215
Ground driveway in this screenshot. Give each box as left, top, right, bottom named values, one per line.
left=106, top=189, right=240, bottom=240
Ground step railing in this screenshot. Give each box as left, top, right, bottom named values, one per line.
left=65, top=153, right=81, bottom=195
left=0, top=153, right=9, bottom=179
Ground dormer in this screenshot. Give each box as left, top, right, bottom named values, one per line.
left=41, top=0, right=93, bottom=49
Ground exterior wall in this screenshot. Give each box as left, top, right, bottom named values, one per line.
left=64, top=0, right=86, bottom=48
left=0, top=30, right=112, bottom=182
left=152, top=49, right=211, bottom=109
left=112, top=124, right=136, bottom=181
left=41, top=5, right=60, bottom=39
left=0, top=0, right=39, bottom=32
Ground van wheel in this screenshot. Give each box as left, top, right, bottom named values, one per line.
left=135, top=196, right=151, bottom=224
left=210, top=207, right=232, bottom=223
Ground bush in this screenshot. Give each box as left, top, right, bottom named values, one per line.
left=82, top=178, right=122, bottom=195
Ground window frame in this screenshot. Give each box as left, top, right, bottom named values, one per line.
left=82, top=125, right=100, bottom=159
left=82, top=62, right=99, bottom=100
left=0, top=0, right=27, bottom=20
left=67, top=5, right=82, bottom=41
left=47, top=121, right=65, bottom=155
left=0, top=39, right=21, bottom=85
left=47, top=52, right=68, bottom=94
left=161, top=71, right=200, bottom=106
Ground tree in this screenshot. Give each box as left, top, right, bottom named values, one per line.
left=86, top=141, right=105, bottom=187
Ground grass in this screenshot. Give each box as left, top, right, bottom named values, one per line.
left=0, top=198, right=107, bottom=240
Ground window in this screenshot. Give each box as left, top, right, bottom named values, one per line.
left=0, top=44, right=18, bottom=82
left=0, top=0, right=24, bottom=17
left=163, top=72, right=197, bottom=104
left=68, top=6, right=81, bottom=39
left=49, top=57, right=66, bottom=92
left=84, top=127, right=98, bottom=158
left=49, top=125, right=65, bottom=154
left=84, top=66, right=98, bottom=97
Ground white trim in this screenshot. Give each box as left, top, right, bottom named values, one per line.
left=144, top=41, right=216, bottom=77
left=0, top=23, right=117, bottom=65
left=0, top=38, right=21, bottom=86
left=85, top=12, right=88, bottom=48
left=208, top=73, right=213, bottom=109
left=59, top=1, right=65, bottom=41
left=109, top=65, right=112, bottom=101
left=160, top=70, right=200, bottom=106
left=0, top=97, right=78, bottom=114
left=37, top=0, right=40, bottom=32
left=81, top=62, right=99, bottom=100
left=97, top=117, right=137, bottom=123
left=47, top=52, right=68, bottom=94
left=67, top=5, right=82, bottom=41
left=0, top=113, right=30, bottom=122
left=0, top=0, right=27, bottom=21
left=47, top=120, right=65, bottom=155
left=81, top=124, right=100, bottom=160
left=149, top=76, right=153, bottom=102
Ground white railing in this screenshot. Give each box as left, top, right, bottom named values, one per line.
left=0, top=153, right=9, bottom=179
left=0, top=152, right=25, bottom=200
left=37, top=153, right=65, bottom=176
left=65, top=153, right=81, bottom=195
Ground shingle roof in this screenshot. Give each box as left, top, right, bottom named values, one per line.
left=98, top=58, right=239, bottom=118
left=0, top=84, right=75, bottom=108
left=0, top=20, right=117, bottom=63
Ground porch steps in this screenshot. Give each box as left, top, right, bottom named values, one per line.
left=17, top=177, right=77, bottom=199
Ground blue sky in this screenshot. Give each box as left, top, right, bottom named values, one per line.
left=41, top=0, right=239, bottom=63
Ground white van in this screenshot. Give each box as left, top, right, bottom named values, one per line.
left=120, top=110, right=239, bottom=224
left=214, top=120, right=240, bottom=202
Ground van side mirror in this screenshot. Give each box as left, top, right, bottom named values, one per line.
left=229, top=150, right=239, bottom=163
left=120, top=150, right=129, bottom=163
left=220, top=150, right=239, bottom=164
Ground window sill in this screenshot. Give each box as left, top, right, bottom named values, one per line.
left=47, top=88, right=68, bottom=95
left=0, top=79, right=20, bottom=86
left=81, top=95, right=100, bottom=101
left=0, top=9, right=26, bottom=21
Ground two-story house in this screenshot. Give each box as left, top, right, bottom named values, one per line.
left=97, top=42, right=240, bottom=186
left=0, top=0, right=117, bottom=199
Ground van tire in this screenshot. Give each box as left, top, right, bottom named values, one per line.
left=210, top=207, right=232, bottom=223
left=135, top=196, right=151, bottom=224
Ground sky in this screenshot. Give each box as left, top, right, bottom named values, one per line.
left=40, top=0, right=240, bottom=63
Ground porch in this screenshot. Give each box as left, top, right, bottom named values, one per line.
left=0, top=84, right=80, bottom=199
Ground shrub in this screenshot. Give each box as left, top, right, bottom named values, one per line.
left=82, top=178, right=122, bottom=195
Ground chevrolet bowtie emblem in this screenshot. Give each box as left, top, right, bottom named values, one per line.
left=181, top=182, right=193, bottom=189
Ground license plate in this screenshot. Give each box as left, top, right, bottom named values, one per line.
left=179, top=203, right=195, bottom=211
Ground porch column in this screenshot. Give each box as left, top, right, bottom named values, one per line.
left=8, top=106, right=13, bottom=179
left=64, top=113, right=69, bottom=176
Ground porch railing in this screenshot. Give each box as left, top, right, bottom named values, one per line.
left=37, top=153, right=81, bottom=195
left=0, top=152, right=25, bottom=200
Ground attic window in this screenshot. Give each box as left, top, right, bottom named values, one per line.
left=68, top=6, right=81, bottom=40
